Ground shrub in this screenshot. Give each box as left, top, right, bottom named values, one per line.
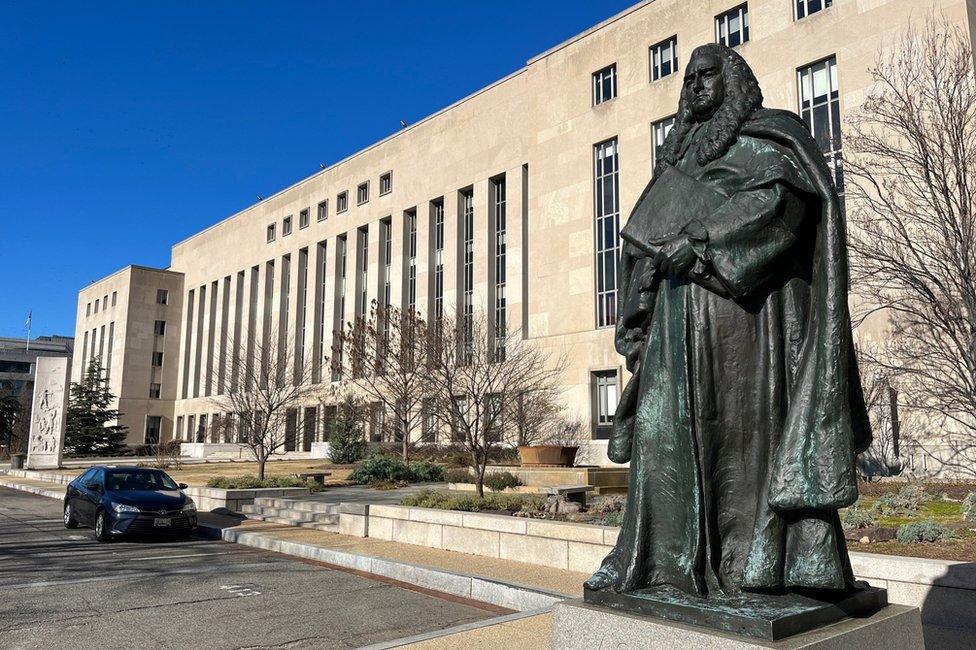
left=600, top=510, right=624, bottom=527
left=842, top=506, right=877, bottom=530
left=872, top=484, right=930, bottom=515
left=895, top=520, right=956, bottom=544
left=593, top=494, right=626, bottom=514
left=328, top=395, right=369, bottom=464
left=963, top=492, right=976, bottom=522
left=204, top=474, right=324, bottom=492
left=444, top=468, right=474, bottom=484
left=349, top=455, right=444, bottom=485
left=483, top=471, right=522, bottom=492
left=400, top=489, right=544, bottom=513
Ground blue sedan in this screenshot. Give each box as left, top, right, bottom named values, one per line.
left=63, top=465, right=198, bottom=542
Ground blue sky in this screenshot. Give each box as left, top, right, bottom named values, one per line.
left=0, top=1, right=636, bottom=338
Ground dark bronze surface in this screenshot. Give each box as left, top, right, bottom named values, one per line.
left=584, top=584, right=887, bottom=640
left=584, top=42, right=880, bottom=639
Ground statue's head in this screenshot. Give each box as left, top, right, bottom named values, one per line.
left=655, top=43, right=764, bottom=175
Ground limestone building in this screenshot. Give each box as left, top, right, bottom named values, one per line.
left=74, top=0, right=976, bottom=465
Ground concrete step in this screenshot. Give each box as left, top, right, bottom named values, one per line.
left=253, top=497, right=338, bottom=514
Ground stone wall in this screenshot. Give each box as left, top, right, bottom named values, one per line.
left=182, top=486, right=310, bottom=512
left=342, top=504, right=976, bottom=632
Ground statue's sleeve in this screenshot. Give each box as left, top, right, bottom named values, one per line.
left=692, top=142, right=816, bottom=299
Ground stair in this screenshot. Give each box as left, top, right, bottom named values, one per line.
left=240, top=497, right=340, bottom=532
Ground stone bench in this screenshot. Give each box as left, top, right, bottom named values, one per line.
left=295, top=471, right=332, bottom=486
left=542, top=484, right=594, bottom=504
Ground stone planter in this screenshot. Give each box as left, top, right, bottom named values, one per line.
left=518, top=445, right=579, bottom=467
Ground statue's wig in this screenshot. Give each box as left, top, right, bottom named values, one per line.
left=654, top=43, right=763, bottom=177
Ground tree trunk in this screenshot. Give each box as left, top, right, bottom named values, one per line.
left=401, top=417, right=409, bottom=463
left=257, top=452, right=267, bottom=481
left=473, top=450, right=486, bottom=498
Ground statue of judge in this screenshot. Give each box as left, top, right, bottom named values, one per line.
left=585, top=43, right=872, bottom=599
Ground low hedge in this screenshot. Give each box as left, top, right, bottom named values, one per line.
left=400, top=489, right=544, bottom=513
left=348, top=455, right=444, bottom=485
left=205, top=475, right=323, bottom=491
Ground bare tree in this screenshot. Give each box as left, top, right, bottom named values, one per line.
left=334, top=302, right=429, bottom=461
left=854, top=351, right=904, bottom=479
left=425, top=309, right=567, bottom=497
left=846, top=15, right=976, bottom=474
left=211, top=329, right=318, bottom=480
left=506, top=386, right=582, bottom=448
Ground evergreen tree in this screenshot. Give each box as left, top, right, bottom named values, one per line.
left=65, top=358, right=128, bottom=456
left=328, top=393, right=368, bottom=464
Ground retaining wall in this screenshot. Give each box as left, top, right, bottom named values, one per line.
left=342, top=504, right=976, bottom=632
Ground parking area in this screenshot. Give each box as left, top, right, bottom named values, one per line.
left=0, top=487, right=494, bottom=649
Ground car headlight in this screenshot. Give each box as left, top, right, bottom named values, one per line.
left=182, top=498, right=197, bottom=512
left=111, top=502, right=139, bottom=514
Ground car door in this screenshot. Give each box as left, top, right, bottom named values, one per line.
left=67, top=468, right=93, bottom=519
left=77, top=469, right=104, bottom=525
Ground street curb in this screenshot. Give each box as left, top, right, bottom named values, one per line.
left=0, top=478, right=65, bottom=500
left=197, top=522, right=570, bottom=612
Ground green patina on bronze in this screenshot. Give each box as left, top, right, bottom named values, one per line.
left=583, top=44, right=879, bottom=637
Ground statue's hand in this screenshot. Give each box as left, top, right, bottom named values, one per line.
left=653, top=236, right=698, bottom=277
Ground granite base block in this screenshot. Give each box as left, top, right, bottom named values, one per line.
left=551, top=600, right=924, bottom=649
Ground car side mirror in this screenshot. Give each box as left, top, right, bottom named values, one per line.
left=178, top=483, right=188, bottom=490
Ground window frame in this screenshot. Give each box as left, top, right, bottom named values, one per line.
left=357, top=182, right=369, bottom=206
left=282, top=215, right=293, bottom=237
left=151, top=351, right=164, bottom=367
left=795, top=0, right=833, bottom=21
left=337, top=191, right=348, bottom=214
left=591, top=369, right=620, bottom=439
left=649, top=35, right=679, bottom=82
left=149, top=383, right=162, bottom=399
left=651, top=115, right=676, bottom=170
left=299, top=208, right=310, bottom=229
left=266, top=223, right=276, bottom=243
left=715, top=3, right=750, bottom=48
left=317, top=199, right=329, bottom=222
left=379, top=171, right=393, bottom=196
left=592, top=63, right=618, bottom=106
left=153, top=320, right=166, bottom=336
left=156, top=289, right=169, bottom=305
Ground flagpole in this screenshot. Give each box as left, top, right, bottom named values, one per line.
left=25, top=311, right=31, bottom=352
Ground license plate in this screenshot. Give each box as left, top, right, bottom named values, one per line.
left=154, top=518, right=171, bottom=527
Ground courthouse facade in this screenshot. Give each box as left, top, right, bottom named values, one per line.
left=73, top=0, right=976, bottom=465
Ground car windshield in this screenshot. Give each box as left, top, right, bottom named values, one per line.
left=105, top=470, right=179, bottom=491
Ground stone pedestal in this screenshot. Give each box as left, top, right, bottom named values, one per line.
left=25, top=356, right=71, bottom=470
left=551, top=600, right=924, bottom=649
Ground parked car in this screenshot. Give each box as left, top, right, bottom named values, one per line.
left=63, top=466, right=197, bottom=542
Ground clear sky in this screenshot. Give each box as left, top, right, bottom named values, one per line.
left=0, top=1, right=636, bottom=339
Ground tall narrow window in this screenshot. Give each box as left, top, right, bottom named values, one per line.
left=282, top=216, right=293, bottom=237
left=591, top=370, right=619, bottom=439
left=429, top=200, right=445, bottom=324
left=592, top=64, right=617, bottom=106
left=317, top=199, right=328, bottom=222
left=98, top=325, right=105, bottom=361
left=111, top=291, right=117, bottom=307
left=459, top=189, right=474, bottom=361
left=231, top=270, right=244, bottom=392
left=299, top=208, right=310, bottom=230
left=594, top=138, right=620, bottom=328
left=262, top=261, right=275, bottom=385
left=379, top=171, right=393, bottom=196
left=337, top=191, right=348, bottom=213
left=650, top=36, right=678, bottom=81
left=403, top=210, right=417, bottom=313
left=490, top=176, right=507, bottom=361
left=278, top=254, right=291, bottom=384
left=157, top=289, right=169, bottom=305
left=266, top=223, right=276, bottom=243
left=357, top=182, right=369, bottom=206
left=82, top=331, right=89, bottom=370
left=295, top=247, right=309, bottom=384
left=716, top=4, right=749, bottom=48
left=313, top=241, right=328, bottom=383
left=193, top=284, right=206, bottom=397
left=181, top=289, right=194, bottom=398
left=105, top=322, right=114, bottom=381
left=149, top=383, right=162, bottom=399
left=152, top=351, right=164, bottom=367
left=356, top=227, right=369, bottom=321
left=245, top=266, right=259, bottom=390
left=332, top=235, right=347, bottom=381
left=798, top=57, right=843, bottom=194
left=651, top=115, right=676, bottom=169
left=86, top=303, right=91, bottom=317
left=145, top=416, right=162, bottom=445
left=795, top=0, right=832, bottom=20
left=217, top=276, right=230, bottom=394
left=205, top=280, right=217, bottom=397
left=379, top=218, right=393, bottom=351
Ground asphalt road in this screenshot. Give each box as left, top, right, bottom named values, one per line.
left=0, top=487, right=493, bottom=649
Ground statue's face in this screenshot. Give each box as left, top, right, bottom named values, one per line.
left=683, top=52, right=726, bottom=121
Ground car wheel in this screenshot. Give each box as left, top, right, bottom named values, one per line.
left=63, top=502, right=78, bottom=529
left=94, top=510, right=111, bottom=543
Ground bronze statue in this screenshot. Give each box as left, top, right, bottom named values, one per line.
left=584, top=43, right=882, bottom=638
